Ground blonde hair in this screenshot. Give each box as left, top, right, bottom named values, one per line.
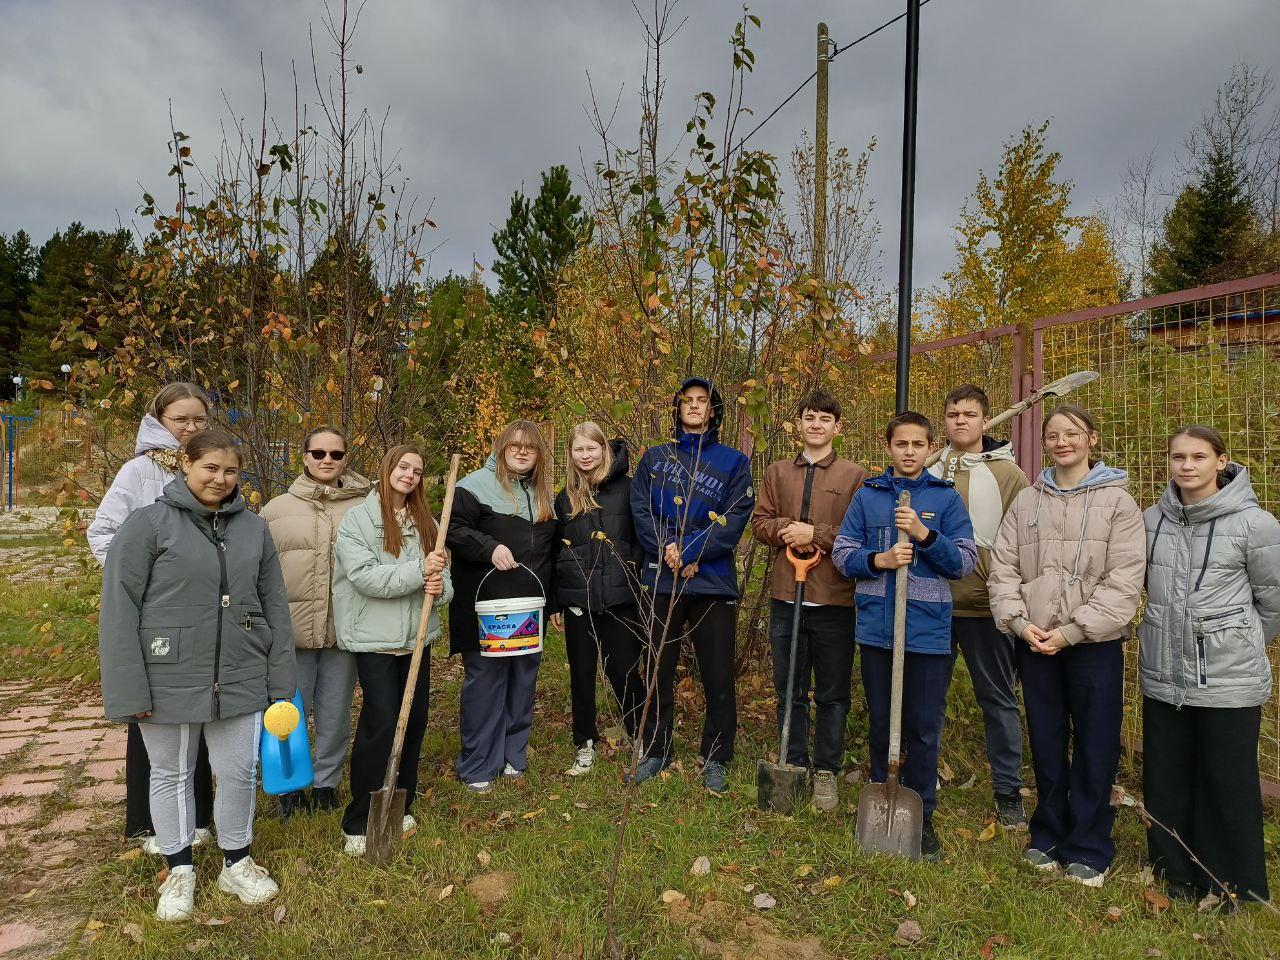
left=493, top=420, right=555, bottom=523
left=564, top=422, right=614, bottom=518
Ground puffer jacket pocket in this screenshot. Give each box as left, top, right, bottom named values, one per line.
left=1192, top=606, right=1259, bottom=687
left=140, top=627, right=184, bottom=673
left=1136, top=606, right=1167, bottom=681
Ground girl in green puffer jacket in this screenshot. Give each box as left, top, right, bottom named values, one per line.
left=1141, top=425, right=1280, bottom=907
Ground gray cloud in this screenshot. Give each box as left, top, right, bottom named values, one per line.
left=2, top=0, right=1276, bottom=295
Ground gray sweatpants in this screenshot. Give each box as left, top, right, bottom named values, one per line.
left=295, top=647, right=358, bottom=789
left=139, top=712, right=261, bottom=855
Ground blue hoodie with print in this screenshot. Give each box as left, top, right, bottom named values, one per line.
left=833, top=468, right=978, bottom=655
left=631, top=377, right=755, bottom=597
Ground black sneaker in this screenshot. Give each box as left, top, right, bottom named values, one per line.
left=995, top=792, right=1028, bottom=829
left=625, top=755, right=672, bottom=785
left=310, top=787, right=339, bottom=811
left=277, top=790, right=309, bottom=821
left=920, top=820, right=942, bottom=862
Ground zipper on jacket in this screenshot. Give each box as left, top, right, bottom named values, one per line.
left=1195, top=633, right=1208, bottom=689
left=1198, top=607, right=1243, bottom=622
left=211, top=513, right=230, bottom=719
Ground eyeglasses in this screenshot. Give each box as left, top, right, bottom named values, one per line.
left=306, top=449, right=347, bottom=462
left=164, top=416, right=208, bottom=429
left=1044, top=431, right=1087, bottom=444
left=506, top=443, right=537, bottom=455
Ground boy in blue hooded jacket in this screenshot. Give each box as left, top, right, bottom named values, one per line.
left=834, top=411, right=977, bottom=860
left=630, top=378, right=755, bottom=793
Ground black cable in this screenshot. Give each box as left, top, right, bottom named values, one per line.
left=726, top=0, right=935, bottom=161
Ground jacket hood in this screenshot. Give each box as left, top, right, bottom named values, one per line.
left=604, top=438, right=630, bottom=485
left=135, top=414, right=180, bottom=456
left=671, top=377, right=724, bottom=443
left=1035, top=461, right=1128, bottom=494
left=934, top=436, right=1017, bottom=469
left=1158, top=462, right=1258, bottom=523
left=287, top=470, right=372, bottom=503
left=157, top=476, right=246, bottom=519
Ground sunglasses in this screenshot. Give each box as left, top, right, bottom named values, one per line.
left=306, top=449, right=347, bottom=462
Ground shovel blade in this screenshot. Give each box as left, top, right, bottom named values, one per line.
left=756, top=760, right=809, bottom=814
left=854, top=782, right=923, bottom=861
left=364, top=787, right=406, bottom=866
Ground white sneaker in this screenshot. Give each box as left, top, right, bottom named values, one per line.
left=503, top=763, right=524, bottom=778
left=565, top=741, right=595, bottom=776
left=142, top=827, right=211, bottom=857
left=155, top=865, right=196, bottom=922
left=402, top=815, right=417, bottom=835
left=466, top=781, right=493, bottom=794
left=343, top=833, right=366, bottom=857
left=217, top=856, right=279, bottom=905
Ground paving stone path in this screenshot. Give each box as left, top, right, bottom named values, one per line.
left=0, top=680, right=126, bottom=957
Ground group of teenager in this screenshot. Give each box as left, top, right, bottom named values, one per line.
left=90, top=376, right=1279, bottom=922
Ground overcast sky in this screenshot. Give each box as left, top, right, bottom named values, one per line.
left=1, top=0, right=1277, bottom=293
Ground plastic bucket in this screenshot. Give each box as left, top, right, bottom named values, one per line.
left=475, top=564, right=545, bottom=658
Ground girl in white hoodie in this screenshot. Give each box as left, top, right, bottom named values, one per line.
left=87, top=383, right=216, bottom=851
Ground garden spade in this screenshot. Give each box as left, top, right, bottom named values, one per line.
left=757, top=545, right=824, bottom=813
left=855, top=490, right=923, bottom=861
left=366, top=454, right=461, bottom=866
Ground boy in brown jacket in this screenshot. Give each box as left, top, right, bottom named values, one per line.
left=751, top=390, right=866, bottom=811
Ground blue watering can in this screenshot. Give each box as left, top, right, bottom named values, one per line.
left=260, top=690, right=313, bottom=795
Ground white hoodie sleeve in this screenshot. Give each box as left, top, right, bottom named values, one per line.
left=87, top=459, right=146, bottom=565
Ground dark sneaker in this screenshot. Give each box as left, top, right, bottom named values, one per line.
left=310, top=786, right=339, bottom=811
left=920, top=820, right=942, bottom=862
left=625, top=755, right=672, bottom=785
left=995, top=792, right=1028, bottom=829
left=702, top=760, right=728, bottom=795
left=1166, top=881, right=1197, bottom=902
left=278, top=790, right=309, bottom=821
left=1022, top=847, right=1059, bottom=872
left=1064, top=862, right=1105, bottom=888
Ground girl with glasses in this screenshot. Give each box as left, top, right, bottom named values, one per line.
left=87, top=382, right=216, bottom=855
left=260, top=427, right=372, bottom=819
left=447, top=421, right=559, bottom=792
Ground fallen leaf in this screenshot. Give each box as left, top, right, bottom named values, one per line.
left=793, top=863, right=813, bottom=878
left=437, top=885, right=454, bottom=902
left=661, top=889, right=687, bottom=904
left=85, top=920, right=105, bottom=931
left=690, top=856, right=711, bottom=877
left=117, top=848, right=142, bottom=861
left=958, top=774, right=977, bottom=789
left=938, top=759, right=955, bottom=782
left=742, top=883, right=756, bottom=893
left=718, top=863, right=741, bottom=875
left=895, top=919, right=923, bottom=943
left=477, top=850, right=492, bottom=867
left=978, top=822, right=998, bottom=842
left=903, top=889, right=918, bottom=909
left=522, top=808, right=545, bottom=820
left=495, top=810, right=513, bottom=824
left=752, top=893, right=777, bottom=910
left=1146, top=950, right=1162, bottom=957
left=956, top=827, right=975, bottom=841
left=156, top=867, right=170, bottom=884
left=1135, top=865, right=1156, bottom=887
left=980, top=933, right=1012, bottom=958
left=547, top=794, right=560, bottom=801
left=186, top=940, right=212, bottom=953
left=203, top=917, right=231, bottom=927
left=294, top=857, right=312, bottom=876
left=1196, top=893, right=1220, bottom=913
left=573, top=802, right=589, bottom=810
left=367, top=900, right=388, bottom=907
left=1105, top=906, right=1123, bottom=922
left=1142, top=889, right=1170, bottom=915
left=822, top=875, right=844, bottom=889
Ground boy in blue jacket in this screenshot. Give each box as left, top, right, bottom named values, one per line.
left=833, top=411, right=977, bottom=860
left=631, top=377, right=755, bottom=793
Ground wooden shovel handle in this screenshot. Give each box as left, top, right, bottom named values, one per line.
left=379, top=454, right=462, bottom=795
left=888, top=490, right=910, bottom=766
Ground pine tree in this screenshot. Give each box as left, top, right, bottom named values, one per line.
left=491, top=165, right=592, bottom=322
left=0, top=230, right=39, bottom=395
left=1148, top=144, right=1260, bottom=294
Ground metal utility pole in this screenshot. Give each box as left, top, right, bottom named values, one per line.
left=895, top=0, right=922, bottom=414
left=814, top=22, right=831, bottom=284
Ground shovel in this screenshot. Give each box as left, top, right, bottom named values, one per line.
left=855, top=489, right=923, bottom=860
left=757, top=545, right=824, bottom=813
left=365, top=453, right=461, bottom=866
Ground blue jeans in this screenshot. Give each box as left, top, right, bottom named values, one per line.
left=860, top=644, right=952, bottom=817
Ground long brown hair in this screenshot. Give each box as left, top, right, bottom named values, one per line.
left=377, top=445, right=438, bottom=558
left=1042, top=403, right=1102, bottom=468
left=564, top=421, right=614, bottom=518
left=493, top=421, right=555, bottom=523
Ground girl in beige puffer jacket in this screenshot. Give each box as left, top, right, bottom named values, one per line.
left=988, top=404, right=1145, bottom=888
left=260, top=427, right=371, bottom=817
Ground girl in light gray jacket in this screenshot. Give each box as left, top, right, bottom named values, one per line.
left=99, top=430, right=296, bottom=922
left=1141, top=425, right=1280, bottom=907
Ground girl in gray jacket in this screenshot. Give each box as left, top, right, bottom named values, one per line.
left=1141, top=425, right=1280, bottom=906
left=99, top=430, right=296, bottom=922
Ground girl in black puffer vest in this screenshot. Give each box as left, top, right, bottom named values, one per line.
left=553, top=426, right=645, bottom=775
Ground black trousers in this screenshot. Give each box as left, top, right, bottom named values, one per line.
left=1142, top=696, right=1269, bottom=901
left=639, top=594, right=738, bottom=764
left=564, top=604, right=645, bottom=746
left=125, top=721, right=212, bottom=838
left=342, top=652, right=431, bottom=836
left=768, top=600, right=854, bottom=773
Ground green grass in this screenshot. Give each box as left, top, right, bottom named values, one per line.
left=2, top=554, right=1277, bottom=958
